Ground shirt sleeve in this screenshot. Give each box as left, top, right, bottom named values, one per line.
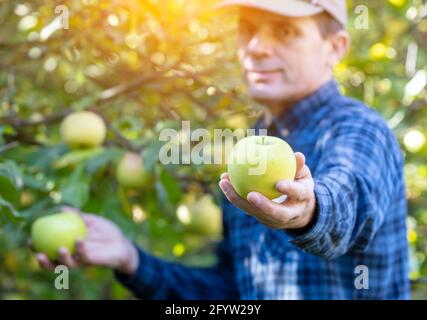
left=287, top=112, right=402, bottom=260
left=114, top=201, right=239, bottom=300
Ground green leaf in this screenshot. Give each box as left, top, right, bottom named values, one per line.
left=22, top=174, right=48, bottom=191
left=54, top=147, right=104, bottom=169
left=0, top=196, right=23, bottom=224
left=155, top=180, right=174, bottom=216
left=85, top=147, right=123, bottom=175
left=25, top=145, right=68, bottom=171
left=158, top=168, right=181, bottom=205
left=142, top=141, right=164, bottom=172
left=0, top=125, right=16, bottom=141
left=0, top=161, right=21, bottom=207
left=155, top=167, right=182, bottom=217
left=0, top=175, right=19, bottom=207
left=60, top=164, right=91, bottom=208
left=0, top=160, right=22, bottom=187
left=70, top=94, right=99, bottom=111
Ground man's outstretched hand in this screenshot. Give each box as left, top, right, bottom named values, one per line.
left=29, top=208, right=139, bottom=275
left=219, top=152, right=317, bottom=230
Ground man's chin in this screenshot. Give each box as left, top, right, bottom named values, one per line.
left=248, top=90, right=289, bottom=105
left=247, top=89, right=298, bottom=114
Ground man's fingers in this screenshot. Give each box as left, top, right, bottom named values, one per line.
left=75, top=241, right=113, bottom=266
left=219, top=179, right=247, bottom=206
left=220, top=172, right=230, bottom=181
left=219, top=179, right=238, bottom=202
left=247, top=192, right=291, bottom=224
left=294, top=152, right=311, bottom=179
left=80, top=213, right=98, bottom=228
left=74, top=239, right=91, bottom=264
left=74, top=240, right=104, bottom=266
left=275, top=180, right=307, bottom=201
left=57, top=247, right=80, bottom=269
left=219, top=174, right=306, bottom=228
left=295, top=152, right=305, bottom=172
left=219, top=179, right=257, bottom=215
left=36, top=253, right=56, bottom=271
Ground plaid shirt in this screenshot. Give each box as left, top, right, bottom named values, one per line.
left=116, top=80, right=410, bottom=300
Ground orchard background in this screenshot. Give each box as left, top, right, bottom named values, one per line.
left=0, top=0, right=426, bottom=299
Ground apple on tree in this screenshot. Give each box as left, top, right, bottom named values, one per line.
left=60, top=111, right=106, bottom=149
left=116, top=152, right=150, bottom=188
left=227, top=135, right=296, bottom=200
left=225, top=114, right=248, bottom=130
left=31, top=212, right=87, bottom=260
left=177, top=194, right=222, bottom=237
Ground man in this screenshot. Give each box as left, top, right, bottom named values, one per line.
left=33, top=0, right=410, bottom=299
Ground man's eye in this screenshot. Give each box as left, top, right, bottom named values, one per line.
left=276, top=27, right=294, bottom=38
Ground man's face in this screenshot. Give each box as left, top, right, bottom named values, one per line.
left=237, top=7, right=335, bottom=107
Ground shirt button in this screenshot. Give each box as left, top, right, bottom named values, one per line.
left=244, top=258, right=250, bottom=268
left=281, top=128, right=290, bottom=137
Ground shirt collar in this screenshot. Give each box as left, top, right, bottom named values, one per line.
left=253, top=79, right=341, bottom=133
left=274, top=79, right=341, bottom=129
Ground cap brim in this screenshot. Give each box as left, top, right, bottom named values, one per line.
left=215, top=0, right=323, bottom=18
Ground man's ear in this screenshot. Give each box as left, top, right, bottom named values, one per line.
left=328, top=30, right=350, bottom=67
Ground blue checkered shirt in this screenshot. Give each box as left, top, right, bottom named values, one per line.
left=116, top=80, right=410, bottom=299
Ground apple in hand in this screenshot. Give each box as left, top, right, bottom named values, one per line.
left=31, top=212, right=87, bottom=260
left=116, top=152, right=149, bottom=188
left=227, top=135, right=296, bottom=200
left=60, top=111, right=106, bottom=149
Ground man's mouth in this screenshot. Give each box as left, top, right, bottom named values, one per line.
left=247, top=69, right=282, bottom=74
left=246, top=69, right=282, bottom=82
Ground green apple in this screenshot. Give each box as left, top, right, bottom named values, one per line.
left=31, top=212, right=87, bottom=260
left=227, top=135, right=296, bottom=200
left=116, top=152, right=149, bottom=188
left=60, top=111, right=106, bottom=149
left=225, top=114, right=248, bottom=130
left=177, top=194, right=222, bottom=237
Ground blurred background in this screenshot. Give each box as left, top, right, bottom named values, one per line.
left=0, top=0, right=426, bottom=299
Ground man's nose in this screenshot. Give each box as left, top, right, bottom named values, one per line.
left=247, top=28, right=274, bottom=59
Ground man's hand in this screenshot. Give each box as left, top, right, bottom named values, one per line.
left=29, top=208, right=139, bottom=275
left=219, top=152, right=316, bottom=230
